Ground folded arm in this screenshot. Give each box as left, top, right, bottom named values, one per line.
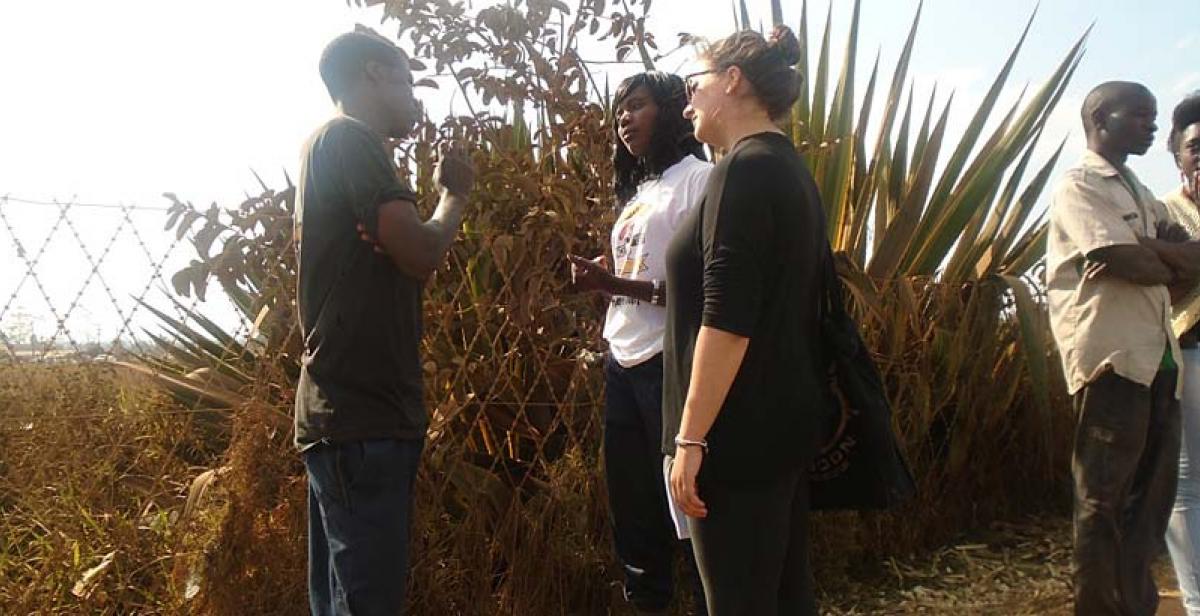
left=375, top=190, right=468, bottom=280
left=1138, top=237, right=1200, bottom=280
left=1087, top=244, right=1175, bottom=287
left=362, top=147, right=476, bottom=280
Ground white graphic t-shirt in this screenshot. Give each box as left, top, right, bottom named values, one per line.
left=604, top=154, right=712, bottom=367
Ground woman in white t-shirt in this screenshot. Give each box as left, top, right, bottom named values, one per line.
left=569, top=71, right=712, bottom=615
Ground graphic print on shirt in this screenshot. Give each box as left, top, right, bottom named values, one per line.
left=603, top=154, right=713, bottom=368
left=611, top=201, right=651, bottom=307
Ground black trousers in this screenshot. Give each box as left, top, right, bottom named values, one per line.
left=604, top=353, right=705, bottom=613
left=1073, top=369, right=1181, bottom=616
left=687, top=468, right=816, bottom=616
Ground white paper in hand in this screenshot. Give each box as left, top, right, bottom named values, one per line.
left=663, top=455, right=690, bottom=539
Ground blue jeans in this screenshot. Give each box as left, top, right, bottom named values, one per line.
left=304, top=438, right=424, bottom=616
left=1170, top=348, right=1200, bottom=616
left=604, top=353, right=706, bottom=614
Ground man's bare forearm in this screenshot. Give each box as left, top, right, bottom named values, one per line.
left=1170, top=280, right=1196, bottom=304
left=1140, top=237, right=1200, bottom=280
left=376, top=146, right=476, bottom=280
left=1089, top=244, right=1174, bottom=286
left=423, top=189, right=468, bottom=263
left=377, top=190, right=469, bottom=279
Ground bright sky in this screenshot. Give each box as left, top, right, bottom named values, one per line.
left=0, top=0, right=1196, bottom=343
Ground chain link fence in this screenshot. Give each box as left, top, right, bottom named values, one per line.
left=0, top=178, right=1072, bottom=615
left=0, top=182, right=634, bottom=614
left=0, top=195, right=246, bottom=364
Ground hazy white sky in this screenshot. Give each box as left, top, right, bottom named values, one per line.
left=2, top=0, right=1195, bottom=205
left=1, top=0, right=1197, bottom=343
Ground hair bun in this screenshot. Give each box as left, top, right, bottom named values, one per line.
left=768, top=25, right=802, bottom=66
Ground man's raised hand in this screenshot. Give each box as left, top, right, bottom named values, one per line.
left=433, top=144, right=476, bottom=198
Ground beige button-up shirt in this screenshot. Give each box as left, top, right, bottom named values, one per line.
left=1162, top=185, right=1200, bottom=232
left=1046, top=150, right=1181, bottom=398
left=1162, top=185, right=1200, bottom=337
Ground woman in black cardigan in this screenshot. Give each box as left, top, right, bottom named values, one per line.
left=664, top=26, right=830, bottom=616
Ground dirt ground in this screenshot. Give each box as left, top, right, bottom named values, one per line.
left=818, top=514, right=1188, bottom=615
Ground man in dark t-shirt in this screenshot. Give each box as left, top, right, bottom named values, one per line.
left=296, top=29, right=474, bottom=615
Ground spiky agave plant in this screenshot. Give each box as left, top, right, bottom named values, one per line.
left=770, top=0, right=1081, bottom=511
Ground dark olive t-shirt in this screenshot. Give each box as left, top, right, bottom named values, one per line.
left=662, top=132, right=830, bottom=483
left=294, top=116, right=425, bottom=448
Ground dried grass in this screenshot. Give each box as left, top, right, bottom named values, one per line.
left=0, top=364, right=211, bottom=614
left=819, top=514, right=1185, bottom=616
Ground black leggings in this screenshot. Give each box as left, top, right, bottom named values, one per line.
left=687, top=468, right=816, bottom=616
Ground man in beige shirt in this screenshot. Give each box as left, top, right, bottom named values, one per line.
left=1048, top=81, right=1200, bottom=616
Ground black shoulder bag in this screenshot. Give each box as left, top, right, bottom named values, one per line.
left=809, top=248, right=917, bottom=510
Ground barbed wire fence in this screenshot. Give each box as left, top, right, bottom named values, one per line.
left=0, top=183, right=1072, bottom=614
left=0, top=188, right=630, bottom=614
left=0, top=194, right=246, bottom=363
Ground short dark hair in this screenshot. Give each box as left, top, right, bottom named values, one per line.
left=1169, top=92, right=1200, bottom=157
left=612, top=72, right=707, bottom=206
left=1080, top=81, right=1153, bottom=134
left=702, top=25, right=803, bottom=120
left=319, top=30, right=405, bottom=103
